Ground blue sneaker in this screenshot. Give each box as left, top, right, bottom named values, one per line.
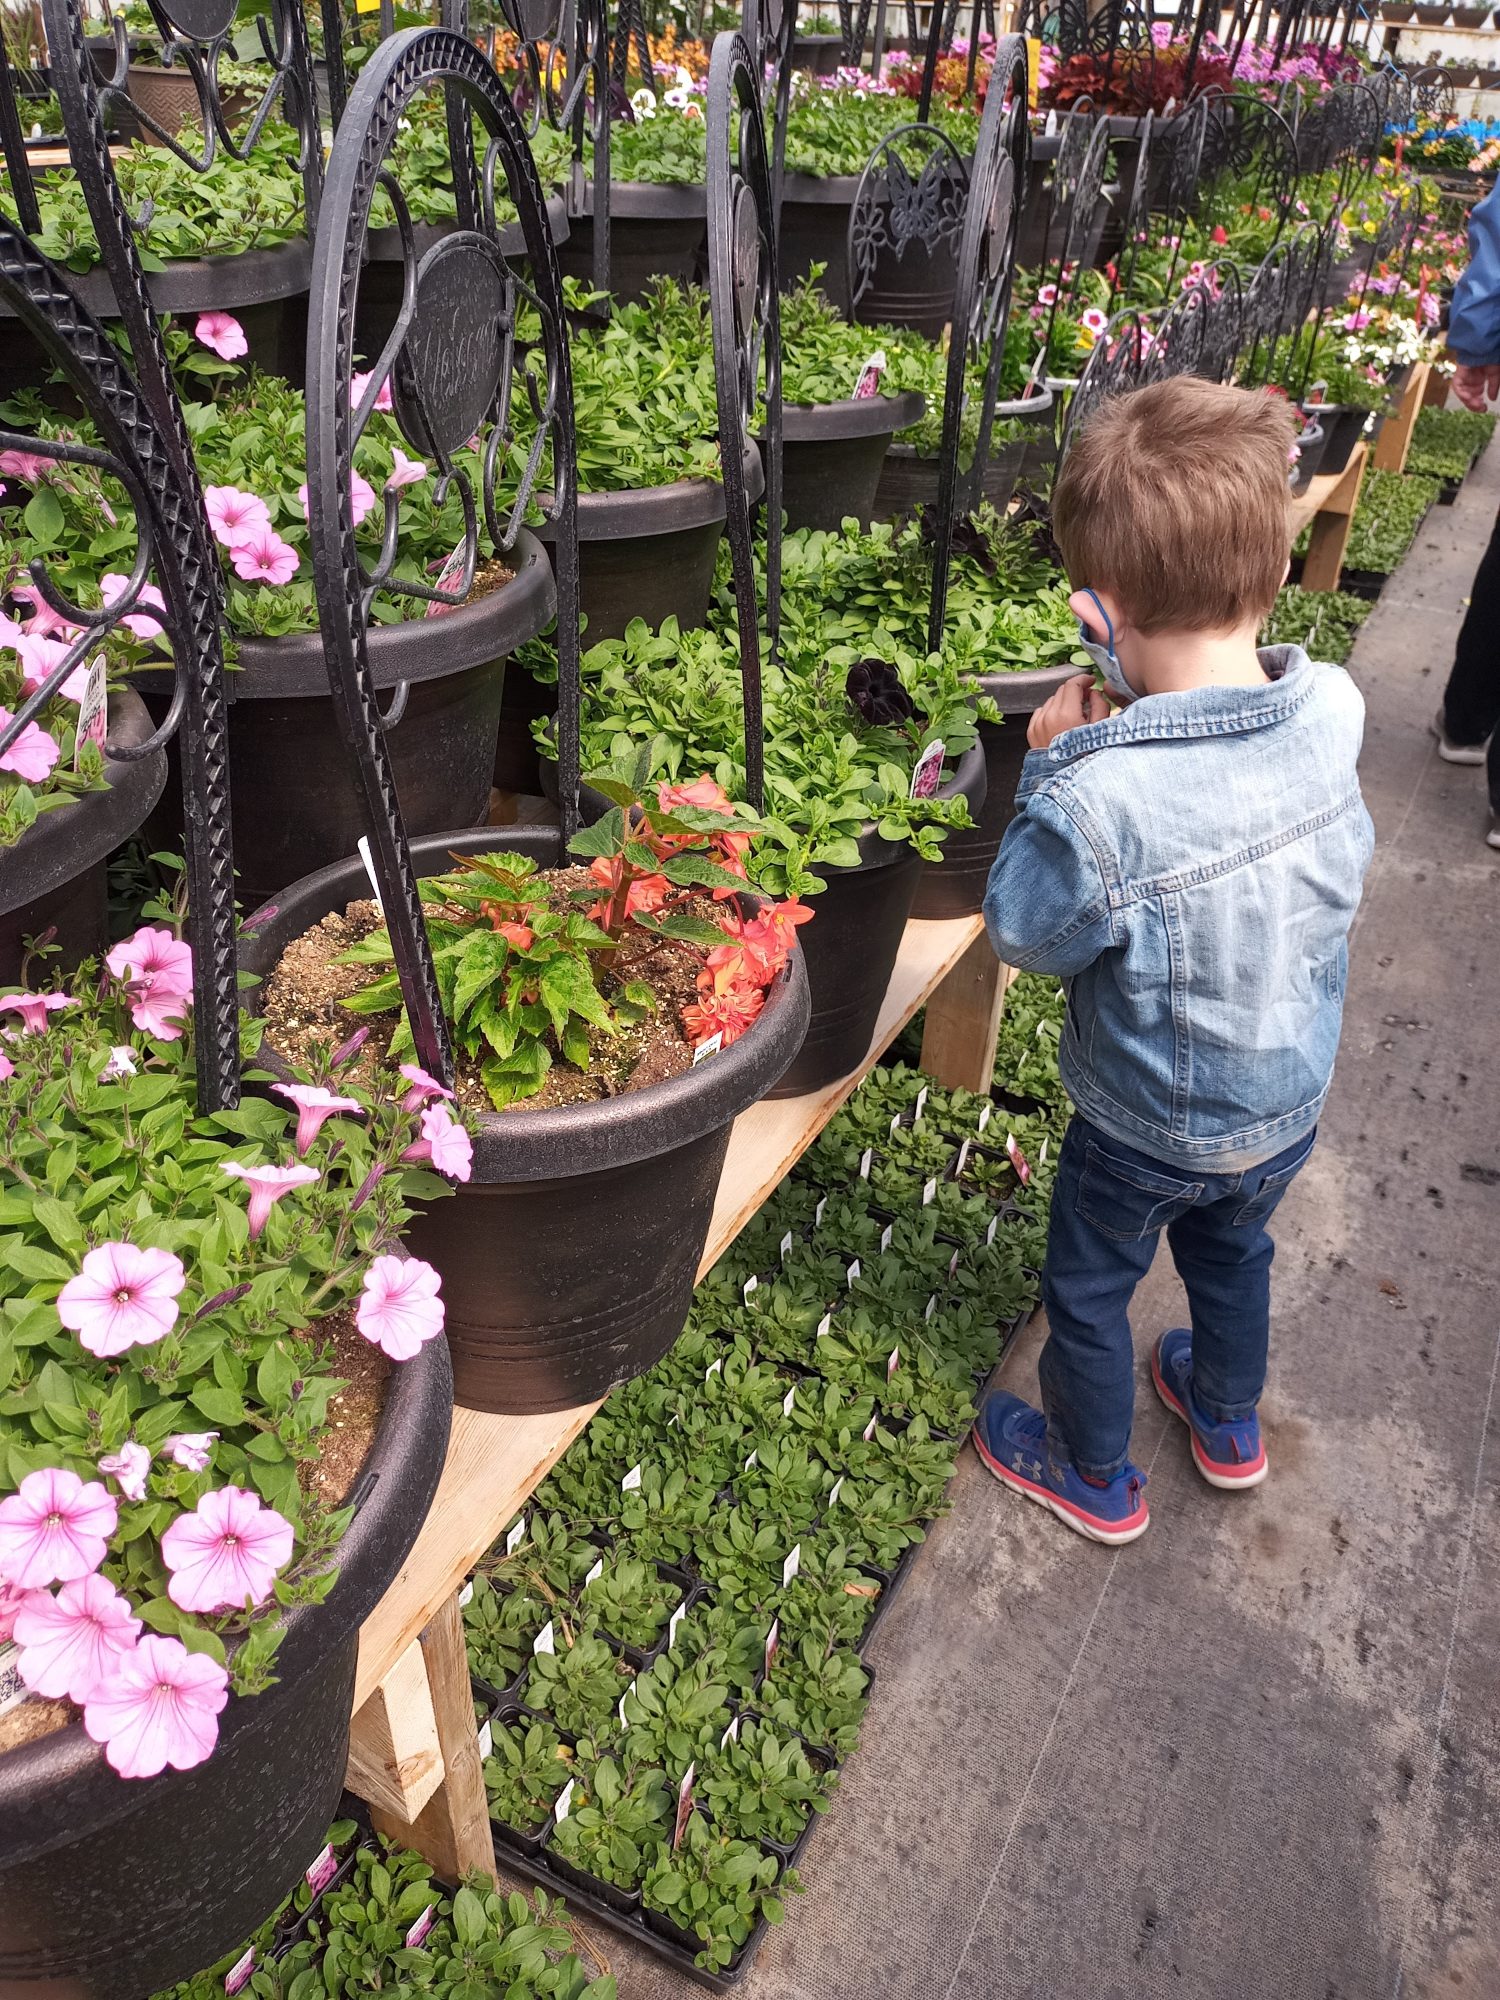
left=1151, top=1329, right=1268, bottom=1490
left=973, top=1392, right=1149, bottom=1545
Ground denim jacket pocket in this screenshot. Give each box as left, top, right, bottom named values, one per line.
left=1077, top=1141, right=1204, bottom=1241
left=1230, top=1132, right=1317, bottom=1227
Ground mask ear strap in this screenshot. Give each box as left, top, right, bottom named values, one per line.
left=1082, top=589, right=1117, bottom=660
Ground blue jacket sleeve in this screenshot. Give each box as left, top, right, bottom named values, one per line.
left=982, top=782, right=1119, bottom=976
left=1448, top=183, right=1500, bottom=368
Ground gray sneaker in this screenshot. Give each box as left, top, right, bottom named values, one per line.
left=1433, top=707, right=1489, bottom=765
left=1488, top=813, right=1500, bottom=851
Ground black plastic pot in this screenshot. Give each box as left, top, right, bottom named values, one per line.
left=557, top=182, right=707, bottom=305
left=238, top=826, right=811, bottom=1415
left=143, top=529, right=555, bottom=907
left=1311, top=403, right=1371, bottom=475
left=870, top=389, right=1054, bottom=523
left=778, top=173, right=861, bottom=322
left=0, top=1332, right=452, bottom=2000
left=1289, top=418, right=1327, bottom=497
left=791, top=31, right=845, bottom=73
left=0, top=686, right=166, bottom=985
left=356, top=198, right=571, bottom=356
left=775, top=389, right=925, bottom=531
left=912, top=664, right=1078, bottom=921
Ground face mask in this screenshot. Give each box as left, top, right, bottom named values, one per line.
left=1076, top=590, right=1134, bottom=704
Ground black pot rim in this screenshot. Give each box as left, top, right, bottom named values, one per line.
left=538, top=440, right=763, bottom=540
left=792, top=29, right=844, bottom=42
left=978, top=661, right=1083, bottom=712
left=0, top=1326, right=453, bottom=1860
left=133, top=528, right=555, bottom=700
left=778, top=388, right=925, bottom=441
left=577, top=179, right=708, bottom=219
left=238, top=823, right=811, bottom=1180
left=0, top=239, right=314, bottom=320
left=780, top=171, right=861, bottom=202
left=365, top=194, right=569, bottom=264
left=0, top=685, right=166, bottom=919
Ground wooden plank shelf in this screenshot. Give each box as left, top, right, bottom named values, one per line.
left=1289, top=442, right=1368, bottom=594
left=345, top=909, right=1005, bottom=1865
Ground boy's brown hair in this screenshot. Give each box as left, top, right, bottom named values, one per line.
left=1051, top=376, right=1296, bottom=635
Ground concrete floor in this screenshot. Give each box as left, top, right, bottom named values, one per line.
left=544, top=442, right=1500, bottom=2000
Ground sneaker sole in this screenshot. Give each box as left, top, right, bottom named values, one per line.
left=972, top=1429, right=1150, bottom=1544
left=1150, top=1352, right=1268, bottom=1491
left=1430, top=717, right=1488, bottom=765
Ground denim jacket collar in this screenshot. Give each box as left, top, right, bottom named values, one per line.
left=1022, top=646, right=1315, bottom=798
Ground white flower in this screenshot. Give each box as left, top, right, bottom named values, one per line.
left=631, top=87, right=657, bottom=119
left=101, top=1046, right=137, bottom=1079
left=663, top=85, right=692, bottom=108
left=673, top=64, right=693, bottom=88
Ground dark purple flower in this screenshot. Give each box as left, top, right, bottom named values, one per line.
left=846, top=659, right=914, bottom=728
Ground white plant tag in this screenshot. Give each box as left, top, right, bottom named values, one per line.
left=910, top=738, right=946, bottom=800
left=356, top=835, right=384, bottom=915
left=622, top=1463, right=643, bottom=1492
left=816, top=1312, right=832, bottom=1339
left=925, top=1294, right=938, bottom=1322
left=1040, top=1138, right=1050, bottom=1165
left=73, top=655, right=107, bottom=772
left=922, top=1178, right=937, bottom=1206
left=693, top=1031, right=724, bottom=1063
left=554, top=1777, right=576, bottom=1822
left=779, top=1230, right=794, bottom=1263
left=669, top=1599, right=689, bottom=1648
left=828, top=1474, right=845, bottom=1506
left=456, top=1580, right=474, bottom=1609
left=863, top=1413, right=879, bottom=1442
left=782, top=1543, right=801, bottom=1587
left=949, top=1247, right=962, bottom=1277
left=744, top=1449, right=759, bottom=1471
left=224, top=1947, right=256, bottom=1995
left=853, top=348, right=887, bottom=398
left=1006, top=1133, right=1033, bottom=1185
left=880, top=1223, right=893, bottom=1253
left=742, top=1275, right=759, bottom=1303
left=533, top=1620, right=555, bottom=1656
left=955, top=1138, right=972, bottom=1175
left=858, top=1148, right=872, bottom=1179
left=584, top=1556, right=604, bottom=1587
left=986, top=1213, right=1000, bottom=1248
left=815, top=1196, right=828, bottom=1226
left=782, top=1384, right=797, bottom=1416
left=846, top=1258, right=862, bottom=1286
left=978, top=1101, right=993, bottom=1134
left=721, top=1714, right=741, bottom=1748
left=305, top=1843, right=339, bottom=1894
left=889, top=1113, right=902, bottom=1137
left=887, top=1346, right=901, bottom=1380
left=764, top=1616, right=781, bottom=1678
left=405, top=1906, right=437, bottom=1950
left=618, top=1681, right=635, bottom=1726
left=914, top=1085, right=929, bottom=1120
left=425, top=538, right=466, bottom=616
left=705, top=1359, right=722, bottom=1380
left=673, top=1762, right=697, bottom=1850
left=477, top=1718, right=493, bottom=1760
left=506, top=1518, right=527, bottom=1556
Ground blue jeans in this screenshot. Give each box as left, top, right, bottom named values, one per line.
left=1038, top=1115, right=1316, bottom=1479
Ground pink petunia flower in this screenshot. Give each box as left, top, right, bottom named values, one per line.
left=9, top=582, right=79, bottom=640
left=0, top=1467, right=118, bottom=1590
left=164, top=1432, right=218, bottom=1473
left=351, top=369, right=394, bottom=413
left=0, top=991, right=74, bottom=1034
left=0, top=448, right=51, bottom=484
left=100, top=574, right=167, bottom=641
left=97, top=1441, right=151, bottom=1503
left=0, top=709, right=60, bottom=783
left=83, top=1633, right=229, bottom=1778
left=195, top=311, right=248, bottom=361
left=386, top=448, right=427, bottom=490
left=272, top=1082, right=364, bottom=1155
left=297, top=473, right=377, bottom=528
left=398, top=1062, right=455, bottom=1110
left=57, top=1241, right=186, bottom=1358
left=1035, top=282, right=1058, bottom=307
left=15, top=632, right=89, bottom=703
left=0, top=1578, right=25, bottom=1642
left=14, top=1573, right=142, bottom=1702
left=101, top=1045, right=136, bottom=1079
left=220, top=1160, right=321, bottom=1237
left=355, top=1254, right=445, bottom=1361
left=202, top=484, right=271, bottom=549
left=0, top=1053, right=13, bottom=1082
left=160, top=1485, right=294, bottom=1613
left=230, top=526, right=300, bottom=587
left=106, top=925, right=193, bottom=996
left=402, top=1102, right=473, bottom=1182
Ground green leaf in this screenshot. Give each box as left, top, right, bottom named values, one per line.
left=23, top=486, right=63, bottom=547
left=190, top=1383, right=246, bottom=1428
left=565, top=807, right=626, bottom=860
left=29, top=1195, right=85, bottom=1258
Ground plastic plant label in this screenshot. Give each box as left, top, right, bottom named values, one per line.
left=815, top=1196, right=828, bottom=1226
left=889, top=1113, right=902, bottom=1138
left=0, top=1644, right=25, bottom=1719
left=618, top=1681, right=635, bottom=1727
left=533, top=1620, right=556, bottom=1656
left=828, top=1475, right=845, bottom=1506
left=922, top=1178, right=937, bottom=1206
left=1040, top=1138, right=1050, bottom=1166
left=782, top=1543, right=801, bottom=1587
left=949, top=1246, right=962, bottom=1277
left=668, top=1413, right=680, bottom=1428
left=305, top=1843, right=339, bottom=1895
left=880, top=1223, right=893, bottom=1254
left=669, top=1599, right=689, bottom=1648
left=846, top=1258, right=862, bottom=1287
left=779, top=1229, right=794, bottom=1263
left=744, top=1449, right=759, bottom=1471
left=506, top=1518, right=527, bottom=1556
left=863, top=1413, right=879, bottom=1442
left=955, top=1138, right=972, bottom=1176
left=73, top=655, right=107, bottom=772
left=816, top=1312, right=832, bottom=1339
left=1044, top=106, right=1058, bottom=134
left=978, top=1102, right=992, bottom=1135
left=356, top=835, right=384, bottom=916
left=887, top=1346, right=901, bottom=1380
left=554, top=1777, right=576, bottom=1822
left=915, top=1085, right=929, bottom=1121
left=622, top=1463, right=643, bottom=1491
left=476, top=1718, right=493, bottom=1760
left=673, top=1761, right=697, bottom=1850
left=858, top=1147, right=872, bottom=1179
left=853, top=348, right=887, bottom=398
left=986, top=1213, right=1000, bottom=1248
left=224, top=1946, right=256, bottom=1995
left=692, top=1031, right=724, bottom=1063
left=424, top=538, right=466, bottom=615
left=743, top=1274, right=759, bottom=1303
left=764, top=1616, right=781, bottom=1678
left=783, top=1384, right=797, bottom=1416
left=1006, top=1133, right=1033, bottom=1185
left=910, top=738, right=946, bottom=801
left=584, top=1556, right=604, bottom=1587
left=705, top=1359, right=722, bottom=1380
left=925, top=1293, right=938, bottom=1322
left=456, top=1580, right=474, bottom=1609
left=721, top=1714, right=740, bottom=1749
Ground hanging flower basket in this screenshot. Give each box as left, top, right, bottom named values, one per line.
left=777, top=388, right=926, bottom=532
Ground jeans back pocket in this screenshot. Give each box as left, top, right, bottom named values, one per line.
left=1077, top=1140, right=1204, bottom=1242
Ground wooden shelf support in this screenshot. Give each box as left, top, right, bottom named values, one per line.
left=919, top=933, right=1009, bottom=1093
left=1293, top=444, right=1368, bottom=595
left=1373, top=363, right=1431, bottom=476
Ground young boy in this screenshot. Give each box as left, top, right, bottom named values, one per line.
left=976, top=375, right=1374, bottom=1545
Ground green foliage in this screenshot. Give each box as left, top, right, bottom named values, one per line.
left=699, top=1717, right=836, bottom=1846
left=1340, top=467, right=1440, bottom=575
left=1407, top=405, right=1498, bottom=484
left=463, top=1573, right=554, bottom=1689
left=522, top=1626, right=632, bottom=1738
left=548, top=1753, right=677, bottom=1890
left=641, top=1812, right=795, bottom=1972
left=482, top=1717, right=577, bottom=1833
left=580, top=1552, right=678, bottom=1651
left=1260, top=585, right=1372, bottom=667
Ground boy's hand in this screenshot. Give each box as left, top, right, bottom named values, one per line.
left=1028, top=674, right=1114, bottom=751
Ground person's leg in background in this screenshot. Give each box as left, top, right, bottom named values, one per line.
left=1436, top=506, right=1500, bottom=767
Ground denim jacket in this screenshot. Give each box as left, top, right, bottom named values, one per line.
left=1448, top=181, right=1500, bottom=367
left=983, top=646, right=1374, bottom=1171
